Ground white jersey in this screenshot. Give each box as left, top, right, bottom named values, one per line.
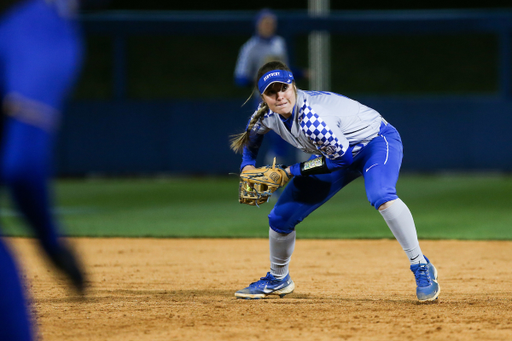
left=234, top=35, right=289, bottom=83
left=250, top=90, right=385, bottom=160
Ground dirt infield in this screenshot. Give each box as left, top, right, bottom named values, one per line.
left=6, top=238, right=512, bottom=341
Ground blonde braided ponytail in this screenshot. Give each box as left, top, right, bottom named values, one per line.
left=230, top=102, right=269, bottom=154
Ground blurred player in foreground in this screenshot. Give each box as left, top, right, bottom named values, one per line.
left=231, top=61, right=440, bottom=302
left=234, top=8, right=307, bottom=166
left=0, top=0, right=87, bottom=339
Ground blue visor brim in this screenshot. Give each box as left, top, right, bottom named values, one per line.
left=258, top=70, right=294, bottom=94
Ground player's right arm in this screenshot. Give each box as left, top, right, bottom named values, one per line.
left=239, top=112, right=270, bottom=171
left=240, top=131, right=264, bottom=171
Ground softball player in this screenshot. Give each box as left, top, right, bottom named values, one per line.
left=0, top=0, right=87, bottom=339
left=231, top=61, right=440, bottom=302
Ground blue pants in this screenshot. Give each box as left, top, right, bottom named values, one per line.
left=268, top=123, right=403, bottom=234
left=0, top=1, right=82, bottom=340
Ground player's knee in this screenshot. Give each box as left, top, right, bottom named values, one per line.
left=367, top=188, right=398, bottom=210
left=268, top=211, right=296, bottom=234
left=378, top=199, right=396, bottom=211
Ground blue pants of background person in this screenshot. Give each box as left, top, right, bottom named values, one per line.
left=269, top=123, right=402, bottom=233
left=0, top=0, right=82, bottom=339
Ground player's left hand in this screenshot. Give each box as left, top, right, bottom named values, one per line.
left=238, top=157, right=292, bottom=206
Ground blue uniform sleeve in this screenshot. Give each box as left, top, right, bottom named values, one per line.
left=240, top=131, right=264, bottom=171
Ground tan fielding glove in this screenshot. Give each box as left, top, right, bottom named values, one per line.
left=238, top=158, right=292, bottom=206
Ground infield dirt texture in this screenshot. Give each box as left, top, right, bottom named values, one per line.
left=9, top=237, right=512, bottom=341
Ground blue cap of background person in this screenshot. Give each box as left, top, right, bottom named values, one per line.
left=258, top=70, right=294, bottom=94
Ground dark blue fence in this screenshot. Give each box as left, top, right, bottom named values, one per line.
left=57, top=10, right=512, bottom=175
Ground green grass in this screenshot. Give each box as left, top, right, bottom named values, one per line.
left=2, top=174, right=512, bottom=240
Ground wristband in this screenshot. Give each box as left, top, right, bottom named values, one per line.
left=300, top=156, right=330, bottom=176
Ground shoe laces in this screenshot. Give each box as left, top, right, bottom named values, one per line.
left=260, top=272, right=276, bottom=281
left=249, top=272, right=275, bottom=287
left=414, top=264, right=432, bottom=287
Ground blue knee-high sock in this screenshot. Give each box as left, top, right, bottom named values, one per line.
left=0, top=239, right=33, bottom=341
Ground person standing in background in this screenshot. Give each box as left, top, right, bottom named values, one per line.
left=0, top=0, right=89, bottom=339
left=234, top=8, right=308, bottom=166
